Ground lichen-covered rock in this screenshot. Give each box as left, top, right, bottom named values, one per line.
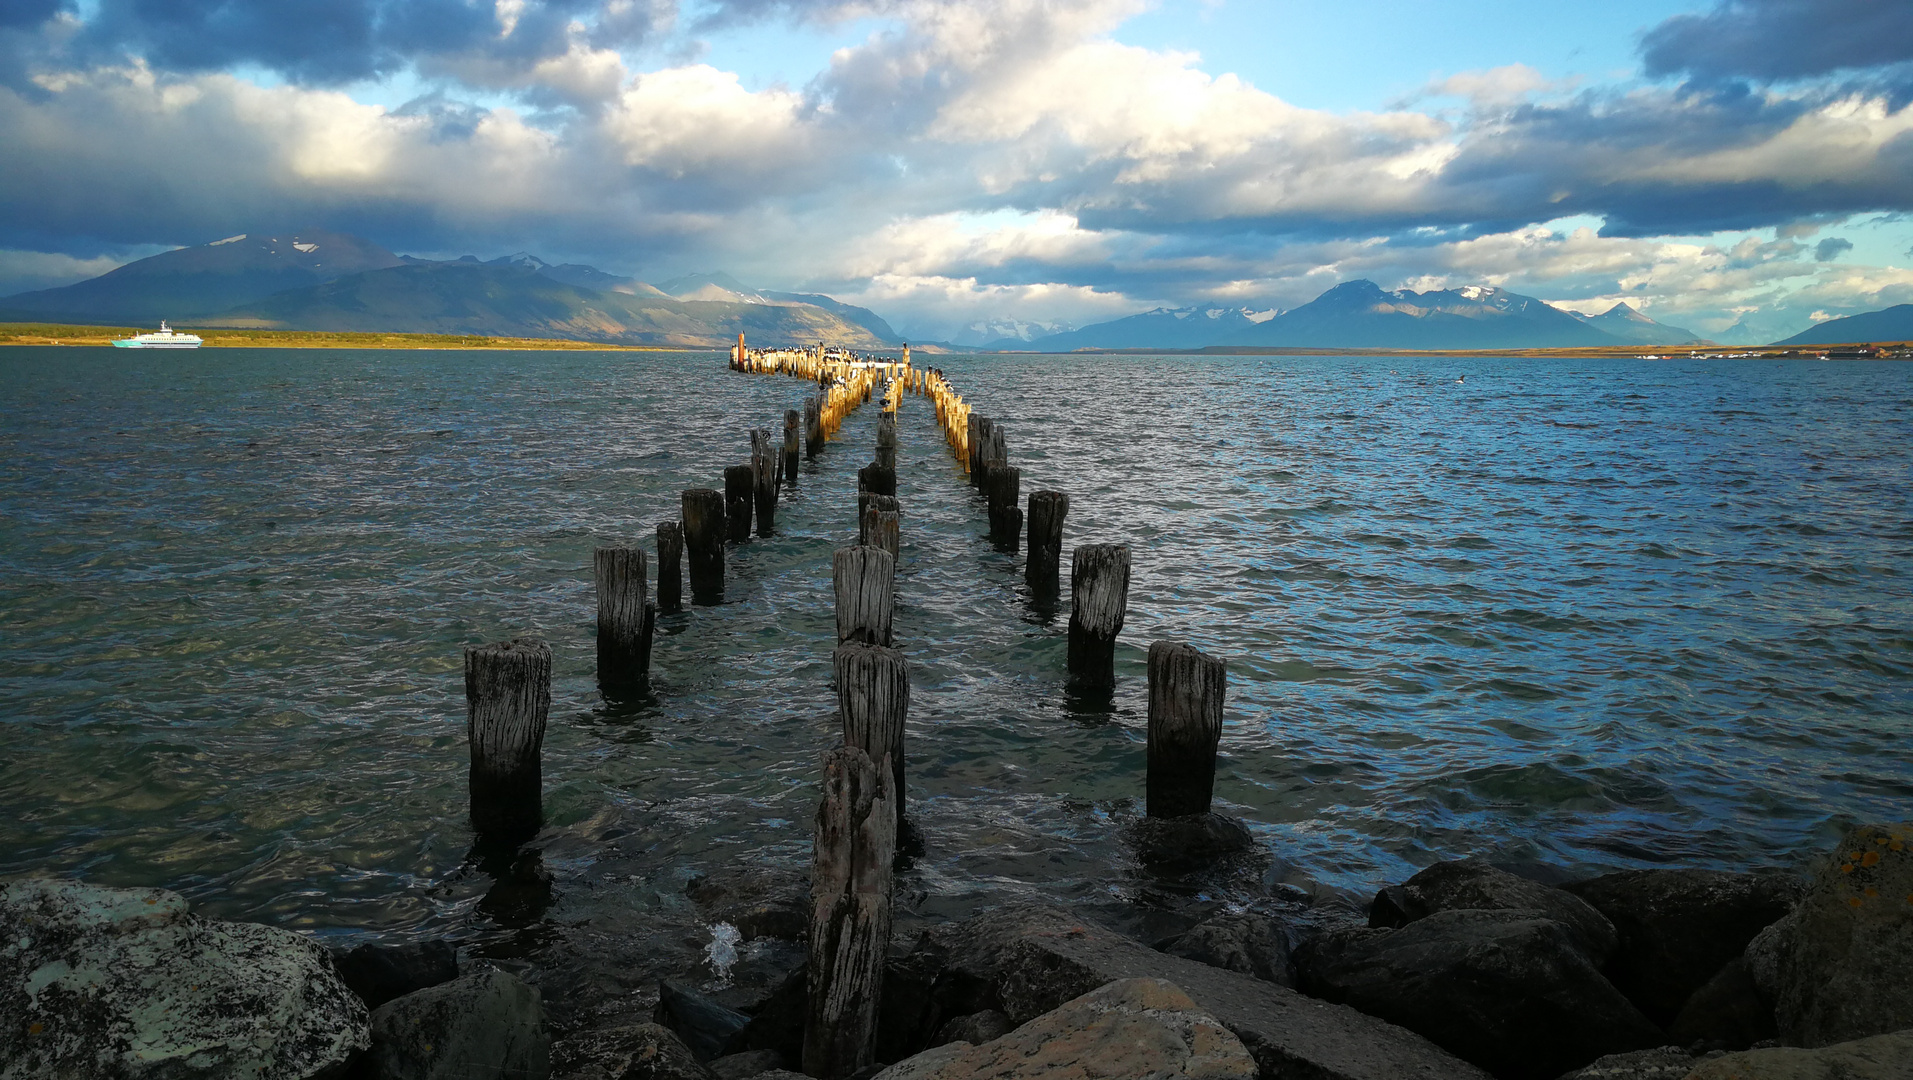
left=1759, top=823, right=1913, bottom=1046
left=1370, top=859, right=1619, bottom=965
left=1164, top=912, right=1295, bottom=987
left=368, top=969, right=549, bottom=1079
left=0, top=877, right=368, bottom=1080
left=874, top=978, right=1256, bottom=1080
left=549, top=1022, right=710, bottom=1080
left=930, top=1010, right=1011, bottom=1049
left=1561, top=869, right=1800, bottom=1025
left=1682, top=1027, right=1913, bottom=1079
left=1549, top=1046, right=1721, bottom=1080
left=1297, top=909, right=1659, bottom=1080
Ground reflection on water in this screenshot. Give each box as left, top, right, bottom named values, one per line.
left=2, top=348, right=1910, bottom=965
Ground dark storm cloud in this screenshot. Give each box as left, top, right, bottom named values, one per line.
left=1641, top=0, right=1913, bottom=84
left=1815, top=236, right=1854, bottom=260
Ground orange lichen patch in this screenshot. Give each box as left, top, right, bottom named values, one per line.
left=27, top=1022, right=44, bottom=1036
left=1863, top=851, right=1882, bottom=867
left=1849, top=897, right=1866, bottom=908
left=1877, top=836, right=1891, bottom=845
left=1893, top=841, right=1905, bottom=852
left=1842, top=864, right=1855, bottom=874
left=1865, top=888, right=1880, bottom=898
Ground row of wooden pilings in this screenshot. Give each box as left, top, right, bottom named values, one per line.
left=460, top=348, right=1234, bottom=1079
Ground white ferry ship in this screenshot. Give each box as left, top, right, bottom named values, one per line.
left=112, top=321, right=203, bottom=349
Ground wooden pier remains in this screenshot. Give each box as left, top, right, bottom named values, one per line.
left=681, top=488, right=726, bottom=601
left=1068, top=544, right=1130, bottom=692
left=594, top=546, right=653, bottom=695
left=1146, top=641, right=1226, bottom=817
left=465, top=638, right=551, bottom=843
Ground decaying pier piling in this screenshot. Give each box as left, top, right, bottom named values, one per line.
left=834, top=545, right=895, bottom=647
left=1146, top=640, right=1226, bottom=817
left=465, top=638, right=551, bottom=843
left=655, top=521, right=683, bottom=613
left=751, top=428, right=777, bottom=536
left=594, top=546, right=653, bottom=694
left=784, top=410, right=801, bottom=480
left=1068, top=543, right=1130, bottom=692
left=1026, top=490, right=1068, bottom=594
left=804, top=744, right=896, bottom=1079
left=682, top=488, right=726, bottom=601
left=724, top=464, right=754, bottom=541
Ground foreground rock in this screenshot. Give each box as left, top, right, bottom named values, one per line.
left=883, top=903, right=1491, bottom=1080
left=1561, top=869, right=1800, bottom=1024
left=1370, top=859, right=1618, bottom=964
left=1667, top=957, right=1774, bottom=1049
left=333, top=940, right=461, bottom=1010
left=1551, top=1047, right=1723, bottom=1080
left=1750, top=822, right=1913, bottom=1046
left=1164, top=912, right=1295, bottom=987
left=1297, top=909, right=1659, bottom=1080
left=875, top=977, right=1255, bottom=1080
left=0, top=877, right=368, bottom=1079
left=1124, top=813, right=1256, bottom=868
left=549, top=1022, right=711, bottom=1080
left=1683, top=1027, right=1913, bottom=1079
left=368, top=969, right=549, bottom=1079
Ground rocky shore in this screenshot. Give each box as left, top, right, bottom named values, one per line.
left=3, top=821, right=1908, bottom=1080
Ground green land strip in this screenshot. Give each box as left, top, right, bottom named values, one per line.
left=0, top=323, right=676, bottom=350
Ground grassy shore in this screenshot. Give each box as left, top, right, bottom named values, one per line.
left=0, top=323, right=675, bottom=350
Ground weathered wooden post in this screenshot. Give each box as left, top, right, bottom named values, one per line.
left=1067, top=544, right=1130, bottom=691
left=856, top=493, right=899, bottom=542
left=752, top=428, right=777, bottom=536
left=724, top=464, right=754, bottom=541
left=966, top=416, right=989, bottom=484
left=857, top=462, right=896, bottom=498
left=656, top=521, right=683, bottom=613
left=1146, top=641, right=1226, bottom=818
left=986, top=465, right=1021, bottom=550
left=806, top=397, right=824, bottom=459
left=594, top=546, right=653, bottom=694
left=465, top=638, right=550, bottom=843
left=804, top=745, right=896, bottom=1079
left=783, top=409, right=801, bottom=482
left=682, top=488, right=726, bottom=602
left=862, top=508, right=900, bottom=561
left=1026, top=491, right=1068, bottom=594
left=875, top=413, right=897, bottom=470
left=834, top=545, right=895, bottom=646
left=834, top=642, right=908, bottom=833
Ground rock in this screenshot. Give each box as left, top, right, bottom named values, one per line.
left=930, top=1010, right=1011, bottom=1048
left=872, top=1042, right=973, bottom=1080
left=707, top=1049, right=784, bottom=1080
left=686, top=868, right=810, bottom=942
left=368, top=969, right=549, bottom=1080
left=1549, top=1046, right=1719, bottom=1080
left=1125, top=813, right=1255, bottom=868
left=1667, top=957, right=1776, bottom=1051
left=0, top=877, right=369, bottom=1079
left=726, top=968, right=805, bottom=1064
left=333, top=940, right=461, bottom=1010
left=1369, top=859, right=1619, bottom=965
left=891, top=903, right=1491, bottom=1080
left=1164, top=912, right=1295, bottom=987
left=550, top=1022, right=713, bottom=1080
left=873, top=977, right=1256, bottom=1080
left=1561, top=869, right=1801, bottom=1024
left=1682, top=1027, right=1913, bottom=1079
left=1296, top=908, right=1661, bottom=1080
left=655, top=980, right=751, bottom=1062
left=1760, top=822, right=1913, bottom=1046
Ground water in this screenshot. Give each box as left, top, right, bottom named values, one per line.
left=3, top=347, right=1910, bottom=1018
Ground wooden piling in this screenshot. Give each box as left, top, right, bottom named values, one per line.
left=1146, top=641, right=1227, bottom=818
left=784, top=409, right=801, bottom=481
left=1067, top=544, right=1130, bottom=690
left=834, top=545, right=895, bottom=646
left=806, top=397, right=824, bottom=459
left=857, top=462, right=896, bottom=498
left=465, top=638, right=550, bottom=842
left=752, top=428, right=777, bottom=536
left=834, top=641, right=908, bottom=833
left=682, top=488, right=726, bottom=601
left=1025, top=491, right=1068, bottom=593
left=875, top=413, right=897, bottom=471
left=656, top=521, right=683, bottom=613
left=594, top=546, right=651, bottom=694
left=986, top=465, right=1021, bottom=549
left=803, top=744, right=896, bottom=1079
left=724, top=464, right=754, bottom=541
left=857, top=493, right=899, bottom=542
left=862, top=508, right=900, bottom=561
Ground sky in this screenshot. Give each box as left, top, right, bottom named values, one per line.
left=3, top=0, right=1913, bottom=343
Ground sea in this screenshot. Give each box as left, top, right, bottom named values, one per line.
left=2, top=346, right=1909, bottom=1017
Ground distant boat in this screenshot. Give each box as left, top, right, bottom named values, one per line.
left=113, top=321, right=202, bottom=349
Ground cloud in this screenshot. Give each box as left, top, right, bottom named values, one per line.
left=1815, top=236, right=1854, bottom=260
left=0, top=246, right=160, bottom=296
left=1640, top=0, right=1913, bottom=86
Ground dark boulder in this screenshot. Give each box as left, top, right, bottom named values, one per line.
left=1369, top=859, right=1618, bottom=965
left=334, top=940, right=461, bottom=1010
left=1297, top=908, right=1660, bottom=1080
left=655, top=980, right=751, bottom=1062
left=1550, top=1046, right=1720, bottom=1080
left=1561, top=869, right=1800, bottom=1024
left=1163, top=911, right=1295, bottom=987
left=1666, top=957, right=1774, bottom=1052
left=1124, top=813, right=1255, bottom=868
left=707, top=1048, right=785, bottom=1079
left=550, top=1022, right=713, bottom=1080
left=368, top=969, right=549, bottom=1080
left=930, top=1010, right=1011, bottom=1048
left=686, top=868, right=810, bottom=943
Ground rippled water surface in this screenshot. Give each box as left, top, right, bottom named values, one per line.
left=3, top=347, right=1910, bottom=1003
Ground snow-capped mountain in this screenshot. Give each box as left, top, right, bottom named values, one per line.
left=1003, top=304, right=1278, bottom=350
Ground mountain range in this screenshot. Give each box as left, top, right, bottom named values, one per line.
left=1773, top=305, right=1913, bottom=346
left=0, top=231, right=901, bottom=349
left=1005, top=282, right=1707, bottom=351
